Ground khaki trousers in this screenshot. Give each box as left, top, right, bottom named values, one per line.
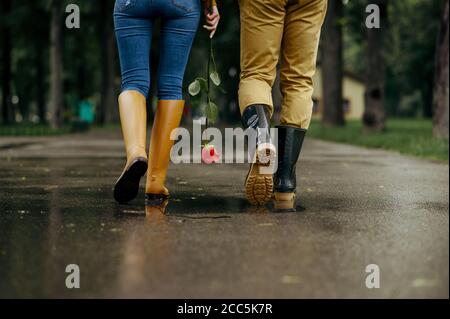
left=238, top=0, right=328, bottom=129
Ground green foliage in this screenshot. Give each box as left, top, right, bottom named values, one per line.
left=0, top=0, right=446, bottom=131
left=205, top=101, right=219, bottom=123
left=188, top=37, right=222, bottom=124
left=210, top=71, right=221, bottom=86
left=188, top=79, right=202, bottom=96
left=343, top=0, right=445, bottom=117
left=309, top=118, right=449, bottom=162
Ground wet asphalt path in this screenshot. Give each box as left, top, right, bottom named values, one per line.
left=0, top=131, right=448, bottom=298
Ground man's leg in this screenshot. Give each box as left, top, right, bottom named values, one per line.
left=280, top=0, right=327, bottom=129
left=238, top=0, right=285, bottom=206
left=238, top=0, right=285, bottom=115
left=274, top=0, right=327, bottom=210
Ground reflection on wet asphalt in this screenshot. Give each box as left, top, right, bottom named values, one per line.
left=0, top=137, right=448, bottom=298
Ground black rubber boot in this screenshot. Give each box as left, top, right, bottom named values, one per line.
left=274, top=126, right=306, bottom=211
left=241, top=105, right=276, bottom=206
left=242, top=104, right=271, bottom=146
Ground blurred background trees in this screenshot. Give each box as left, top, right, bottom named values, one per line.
left=49, top=0, right=64, bottom=129
left=0, top=0, right=448, bottom=140
left=0, top=0, right=12, bottom=124
left=433, top=0, right=449, bottom=139
left=363, top=0, right=388, bottom=132
left=322, top=0, right=345, bottom=127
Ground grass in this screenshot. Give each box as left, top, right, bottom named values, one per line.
left=308, top=118, right=449, bottom=162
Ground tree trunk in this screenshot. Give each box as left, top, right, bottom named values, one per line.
left=49, top=0, right=64, bottom=129
left=363, top=0, right=388, bottom=132
left=97, top=0, right=118, bottom=124
left=321, top=0, right=344, bottom=127
left=1, top=0, right=12, bottom=124
left=36, top=43, right=47, bottom=124
left=433, top=0, right=449, bottom=139
left=18, top=85, right=30, bottom=122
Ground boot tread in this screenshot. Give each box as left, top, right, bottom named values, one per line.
left=114, top=159, right=148, bottom=204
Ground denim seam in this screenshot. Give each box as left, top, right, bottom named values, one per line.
left=171, top=0, right=194, bottom=13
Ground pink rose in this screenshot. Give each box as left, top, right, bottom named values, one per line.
left=202, top=144, right=220, bottom=164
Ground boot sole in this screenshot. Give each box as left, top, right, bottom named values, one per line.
left=245, top=145, right=276, bottom=206
left=274, top=192, right=296, bottom=212
left=114, top=158, right=148, bottom=204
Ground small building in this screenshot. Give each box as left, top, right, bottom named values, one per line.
left=312, top=67, right=366, bottom=120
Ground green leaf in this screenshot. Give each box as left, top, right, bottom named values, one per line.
left=188, top=80, right=201, bottom=96
left=205, top=101, right=219, bottom=124
left=210, top=72, right=221, bottom=86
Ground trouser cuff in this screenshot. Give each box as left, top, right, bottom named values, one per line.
left=239, top=79, right=274, bottom=116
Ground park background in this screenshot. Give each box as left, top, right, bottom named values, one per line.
left=0, top=0, right=448, bottom=161
left=0, top=0, right=448, bottom=299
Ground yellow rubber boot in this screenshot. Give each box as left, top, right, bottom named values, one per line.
left=114, top=90, right=148, bottom=203
left=145, top=100, right=184, bottom=205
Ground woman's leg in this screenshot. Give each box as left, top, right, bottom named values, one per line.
left=114, top=0, right=153, bottom=98
left=157, top=1, right=201, bottom=101
left=113, top=0, right=152, bottom=203
left=145, top=2, right=200, bottom=200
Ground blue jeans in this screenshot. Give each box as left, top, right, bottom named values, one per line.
left=113, top=0, right=201, bottom=100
